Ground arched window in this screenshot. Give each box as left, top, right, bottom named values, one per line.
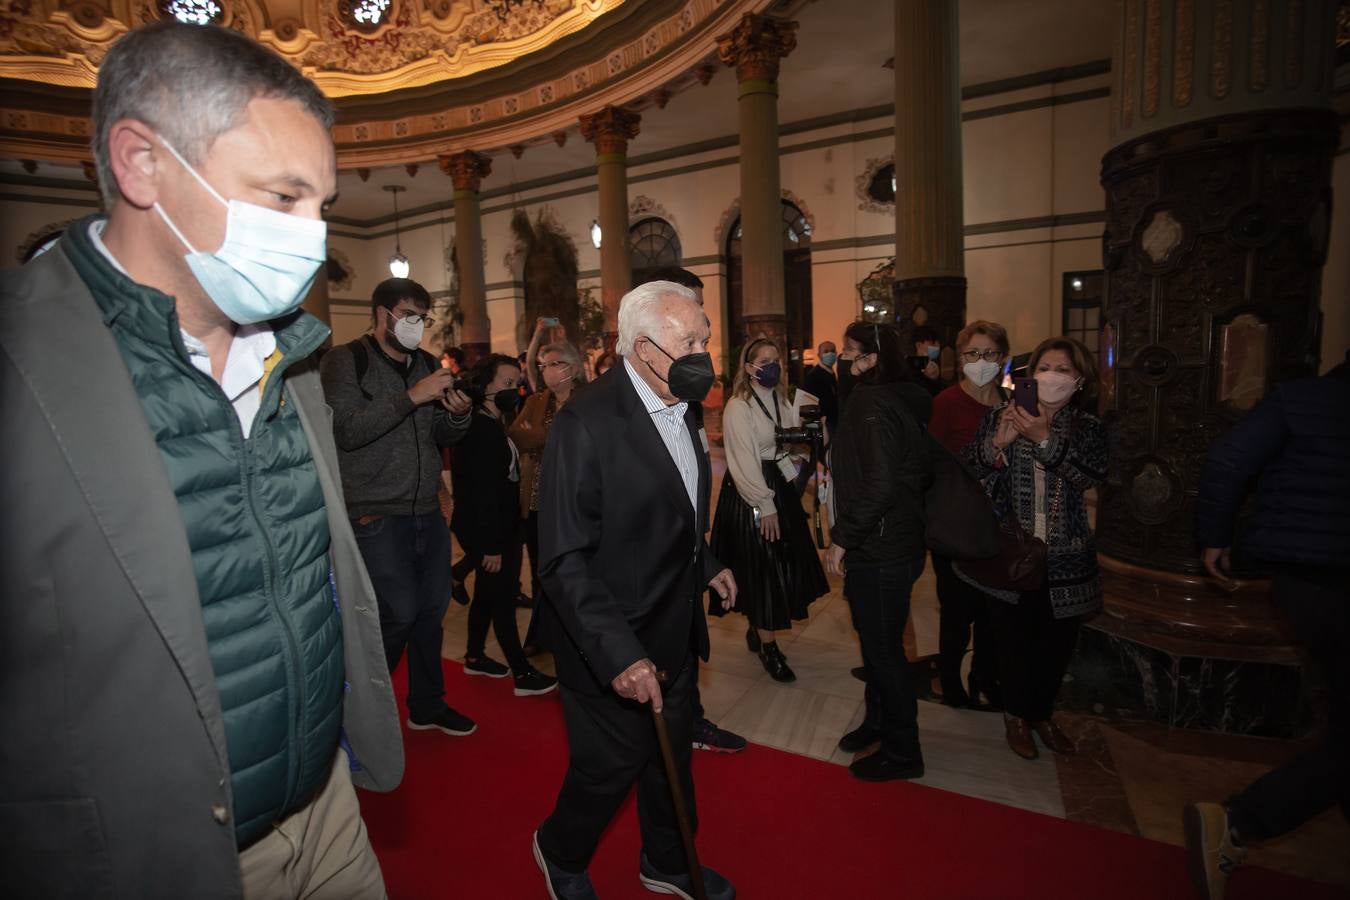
left=726, top=200, right=814, bottom=373
left=629, top=218, right=681, bottom=284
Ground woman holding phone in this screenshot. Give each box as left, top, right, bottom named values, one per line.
left=965, top=337, right=1107, bottom=761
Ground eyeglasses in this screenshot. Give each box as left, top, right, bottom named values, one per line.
left=959, top=349, right=1004, bottom=362
left=537, top=360, right=572, bottom=371
left=393, top=312, right=436, bottom=328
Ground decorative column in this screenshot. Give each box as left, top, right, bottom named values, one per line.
left=440, top=150, right=493, bottom=367
left=718, top=13, right=797, bottom=350
left=1067, top=0, right=1341, bottom=737
left=892, top=0, right=965, bottom=351
left=580, top=106, right=641, bottom=352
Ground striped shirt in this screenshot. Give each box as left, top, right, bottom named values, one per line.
left=624, top=358, right=698, bottom=511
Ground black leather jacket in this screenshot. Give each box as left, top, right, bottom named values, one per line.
left=830, top=381, right=931, bottom=564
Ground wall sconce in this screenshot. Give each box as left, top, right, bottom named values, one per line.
left=385, top=184, right=410, bottom=278
left=590, top=219, right=602, bottom=250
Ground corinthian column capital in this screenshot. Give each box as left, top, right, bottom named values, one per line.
left=716, top=13, right=798, bottom=83
left=438, top=150, right=493, bottom=193
left=579, top=106, right=642, bottom=157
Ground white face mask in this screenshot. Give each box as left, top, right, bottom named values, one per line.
left=153, top=138, right=326, bottom=325
left=1035, top=370, right=1081, bottom=404
left=963, top=359, right=1001, bottom=387
left=390, top=311, right=425, bottom=351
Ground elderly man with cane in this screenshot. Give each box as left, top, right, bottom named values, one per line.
left=531, top=281, right=738, bottom=900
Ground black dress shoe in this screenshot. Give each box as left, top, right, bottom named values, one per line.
left=837, top=723, right=882, bottom=754
left=533, top=831, right=598, bottom=900
left=849, top=750, right=925, bottom=782
left=758, top=641, right=796, bottom=682
left=745, top=627, right=761, bottom=653
left=639, top=851, right=736, bottom=900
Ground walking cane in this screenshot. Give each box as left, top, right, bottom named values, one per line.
left=651, top=672, right=708, bottom=900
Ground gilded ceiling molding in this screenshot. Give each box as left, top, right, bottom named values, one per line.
left=1211, top=0, right=1233, bottom=100
left=1121, top=0, right=1139, bottom=130
left=1142, top=0, right=1161, bottom=118
left=1284, top=0, right=1305, bottom=88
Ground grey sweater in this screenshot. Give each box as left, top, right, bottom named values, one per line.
left=320, top=335, right=469, bottom=518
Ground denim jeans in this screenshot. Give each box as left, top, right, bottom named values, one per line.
left=352, top=512, right=452, bottom=720
left=844, top=556, right=925, bottom=759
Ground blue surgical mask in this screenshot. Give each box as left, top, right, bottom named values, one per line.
left=153, top=138, right=326, bottom=325
left=820, top=352, right=838, bottom=367
left=926, top=345, right=941, bottom=360
left=753, top=361, right=781, bottom=388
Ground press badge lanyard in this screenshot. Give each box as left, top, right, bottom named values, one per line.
left=750, top=389, right=781, bottom=427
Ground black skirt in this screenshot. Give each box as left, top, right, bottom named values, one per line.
left=709, top=461, right=829, bottom=632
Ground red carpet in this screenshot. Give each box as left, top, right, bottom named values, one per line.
left=360, top=662, right=1342, bottom=899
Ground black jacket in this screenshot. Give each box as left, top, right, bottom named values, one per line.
left=450, top=410, right=519, bottom=556
left=802, top=364, right=839, bottom=430
left=830, top=381, right=931, bottom=564
left=537, top=365, right=722, bottom=694
left=1196, top=369, right=1350, bottom=571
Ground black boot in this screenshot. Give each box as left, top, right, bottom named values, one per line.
left=745, top=626, right=761, bottom=653
left=758, top=641, right=796, bottom=683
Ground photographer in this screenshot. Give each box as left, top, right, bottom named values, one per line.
left=710, top=339, right=829, bottom=682
left=825, top=322, right=930, bottom=782
left=320, top=277, right=478, bottom=737
left=451, top=355, right=557, bottom=697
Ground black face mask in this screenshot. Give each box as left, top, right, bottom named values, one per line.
left=645, top=340, right=715, bottom=402
left=492, top=388, right=521, bottom=414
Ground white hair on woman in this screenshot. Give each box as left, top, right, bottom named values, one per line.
left=616, top=280, right=697, bottom=357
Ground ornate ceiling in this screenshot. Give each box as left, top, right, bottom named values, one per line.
left=0, top=0, right=619, bottom=94
left=0, top=0, right=787, bottom=167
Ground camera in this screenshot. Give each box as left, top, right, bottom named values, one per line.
left=449, top=378, right=485, bottom=405
left=775, top=403, right=822, bottom=447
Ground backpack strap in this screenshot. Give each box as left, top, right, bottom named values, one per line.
left=352, top=337, right=372, bottom=400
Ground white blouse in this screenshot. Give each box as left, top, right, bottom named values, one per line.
left=722, top=383, right=801, bottom=516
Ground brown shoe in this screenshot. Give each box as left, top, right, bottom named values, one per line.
left=1032, top=718, right=1076, bottom=755
left=1004, top=715, right=1038, bottom=760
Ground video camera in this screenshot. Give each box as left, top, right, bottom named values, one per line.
left=775, top=403, right=823, bottom=448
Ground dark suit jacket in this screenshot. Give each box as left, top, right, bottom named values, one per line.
left=538, top=365, right=722, bottom=695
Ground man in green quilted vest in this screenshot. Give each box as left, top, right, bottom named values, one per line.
left=1, top=22, right=402, bottom=899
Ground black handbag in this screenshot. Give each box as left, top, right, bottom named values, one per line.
left=918, top=433, right=1003, bottom=561
left=953, top=462, right=1048, bottom=592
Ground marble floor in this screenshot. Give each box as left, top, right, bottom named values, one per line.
left=437, top=454, right=1348, bottom=891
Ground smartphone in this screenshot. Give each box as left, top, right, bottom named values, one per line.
left=1013, top=377, right=1039, bottom=415
left=541, top=317, right=560, bottom=327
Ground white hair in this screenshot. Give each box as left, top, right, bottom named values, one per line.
left=616, top=281, right=698, bottom=357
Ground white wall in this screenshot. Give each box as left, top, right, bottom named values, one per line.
left=6, top=68, right=1342, bottom=374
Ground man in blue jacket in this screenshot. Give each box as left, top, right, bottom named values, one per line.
left=1187, top=354, right=1350, bottom=899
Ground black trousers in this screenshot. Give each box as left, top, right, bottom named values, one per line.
left=987, top=586, right=1083, bottom=723
left=844, top=556, right=925, bottom=759
left=1229, top=571, right=1349, bottom=841
left=522, top=511, right=544, bottom=649
left=538, top=656, right=697, bottom=875
left=464, top=526, right=528, bottom=673
left=932, top=553, right=1000, bottom=703
left=353, top=512, right=452, bottom=720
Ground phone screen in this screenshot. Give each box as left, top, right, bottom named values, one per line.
left=1013, top=377, right=1039, bottom=415
left=542, top=317, right=560, bottom=327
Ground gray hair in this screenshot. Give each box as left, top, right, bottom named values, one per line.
left=539, top=340, right=588, bottom=384
left=616, top=281, right=697, bottom=357
left=92, top=21, right=334, bottom=208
